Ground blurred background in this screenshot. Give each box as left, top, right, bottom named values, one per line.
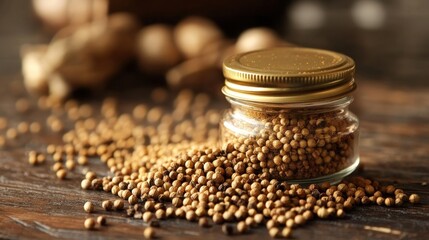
left=0, top=0, right=428, bottom=101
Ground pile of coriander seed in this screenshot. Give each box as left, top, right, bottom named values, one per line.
left=14, top=88, right=420, bottom=238
left=221, top=109, right=357, bottom=180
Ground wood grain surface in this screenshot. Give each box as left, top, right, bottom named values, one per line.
left=0, top=76, right=428, bottom=240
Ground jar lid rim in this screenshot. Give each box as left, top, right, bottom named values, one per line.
left=222, top=47, right=356, bottom=103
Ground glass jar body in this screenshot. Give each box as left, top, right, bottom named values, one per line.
left=220, top=97, right=359, bottom=184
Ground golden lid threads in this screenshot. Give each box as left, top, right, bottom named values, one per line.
left=222, top=47, right=356, bottom=103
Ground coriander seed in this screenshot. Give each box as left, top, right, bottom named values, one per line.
left=56, top=169, right=67, bottom=179
left=84, top=217, right=96, bottom=230
left=237, top=221, right=248, bottom=234
left=143, top=212, right=154, bottom=223
left=222, top=224, right=234, bottom=235
left=97, top=216, right=107, bottom=226
left=409, top=194, right=420, bottom=204
left=268, top=227, right=280, bottom=238
left=282, top=227, right=292, bottom=238
left=199, top=217, right=210, bottom=228
left=113, top=199, right=124, bottom=210
left=81, top=179, right=91, bottom=190
left=102, top=200, right=113, bottom=211
left=84, top=201, right=94, bottom=213
left=143, top=227, right=155, bottom=239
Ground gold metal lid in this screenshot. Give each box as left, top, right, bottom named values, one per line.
left=222, top=47, right=356, bottom=103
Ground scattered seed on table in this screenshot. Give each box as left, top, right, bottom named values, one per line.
left=97, top=216, right=107, bottom=226
left=81, top=179, right=91, bottom=190
left=56, top=169, right=67, bottom=179
left=114, top=200, right=124, bottom=210
left=143, top=212, right=153, bottom=223
left=282, top=227, right=292, bottom=238
left=84, top=217, right=96, bottom=230
left=143, top=227, right=155, bottom=239
left=199, top=217, right=210, bottom=228
left=269, top=227, right=280, bottom=238
left=102, top=200, right=113, bottom=211
left=222, top=224, right=234, bottom=235
left=409, top=194, right=420, bottom=204
left=84, top=201, right=94, bottom=213
left=237, top=221, right=248, bottom=234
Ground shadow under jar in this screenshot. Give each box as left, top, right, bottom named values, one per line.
left=220, top=47, right=359, bottom=184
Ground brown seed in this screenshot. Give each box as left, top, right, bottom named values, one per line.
left=77, top=156, right=88, bottom=165
left=376, top=197, right=385, bottom=206
left=84, top=201, right=94, bottom=213
left=237, top=221, right=248, bottom=234
left=143, top=227, right=155, bottom=239
left=85, top=171, right=97, bottom=180
left=102, top=200, right=113, bottom=211
left=268, top=227, right=280, bottom=238
left=0, top=135, right=5, bottom=147
left=29, top=122, right=41, bottom=133
left=282, top=227, right=292, bottom=238
left=199, top=217, right=211, bottom=228
left=113, top=200, right=124, bottom=210
left=155, top=209, right=166, bottom=220
left=81, top=179, right=91, bottom=190
left=143, top=212, right=154, bottom=223
left=56, top=169, right=67, bottom=179
left=0, top=117, right=7, bottom=130
left=128, top=195, right=138, bottom=205
left=15, top=98, right=30, bottom=113
left=65, top=160, right=75, bottom=170
left=6, top=128, right=18, bottom=139
left=294, top=215, right=305, bottom=225
left=148, top=220, right=160, bottom=228
left=222, top=224, right=234, bottom=235
left=385, top=198, right=394, bottom=207
left=336, top=209, right=345, bottom=218
left=28, top=151, right=38, bottom=165
left=385, top=185, right=396, bottom=194
left=84, top=218, right=96, bottom=230
left=317, top=207, right=329, bottom=219
left=395, top=198, right=403, bottom=206
left=97, top=216, right=107, bottom=226
left=254, top=214, right=264, bottom=225
left=213, top=213, right=223, bottom=224
left=409, top=194, right=420, bottom=204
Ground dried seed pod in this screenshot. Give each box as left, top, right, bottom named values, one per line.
left=235, top=27, right=285, bottom=53
left=137, top=24, right=182, bottom=74
left=20, top=44, right=49, bottom=95
left=174, top=16, right=223, bottom=59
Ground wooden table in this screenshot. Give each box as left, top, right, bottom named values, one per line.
left=0, top=75, right=428, bottom=240
left=0, top=2, right=428, bottom=238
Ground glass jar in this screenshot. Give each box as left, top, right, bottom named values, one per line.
left=220, top=47, right=359, bottom=184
